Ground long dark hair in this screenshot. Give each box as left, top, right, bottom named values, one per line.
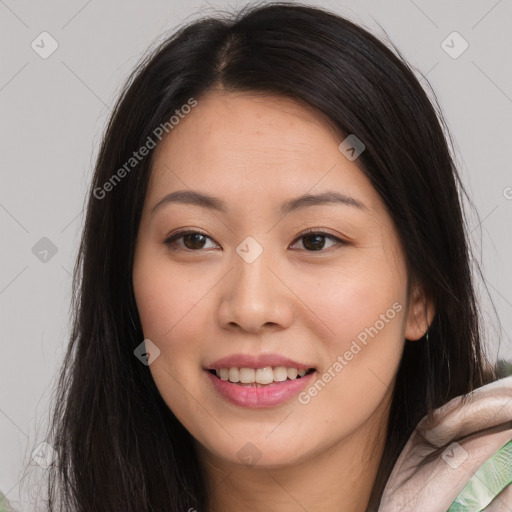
left=41, top=2, right=498, bottom=510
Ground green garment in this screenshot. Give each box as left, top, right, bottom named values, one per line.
left=447, top=438, right=512, bottom=511
left=0, top=492, right=15, bottom=512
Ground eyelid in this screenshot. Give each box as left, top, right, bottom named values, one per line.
left=163, top=228, right=216, bottom=248
left=292, top=227, right=344, bottom=241
left=289, top=228, right=347, bottom=251
left=163, top=227, right=348, bottom=251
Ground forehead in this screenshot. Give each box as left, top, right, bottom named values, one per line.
left=147, top=90, right=379, bottom=214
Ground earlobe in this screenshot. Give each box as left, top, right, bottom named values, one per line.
left=404, top=284, right=435, bottom=341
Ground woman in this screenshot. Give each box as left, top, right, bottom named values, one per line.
left=31, top=2, right=511, bottom=511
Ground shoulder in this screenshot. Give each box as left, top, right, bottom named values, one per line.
left=379, top=375, right=512, bottom=511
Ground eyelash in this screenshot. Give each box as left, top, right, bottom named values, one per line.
left=163, top=228, right=347, bottom=253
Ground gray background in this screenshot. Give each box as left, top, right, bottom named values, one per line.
left=1, top=0, right=511, bottom=509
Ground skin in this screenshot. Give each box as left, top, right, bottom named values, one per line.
left=132, top=90, right=435, bottom=512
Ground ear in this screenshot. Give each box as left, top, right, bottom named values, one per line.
left=404, top=282, right=435, bottom=341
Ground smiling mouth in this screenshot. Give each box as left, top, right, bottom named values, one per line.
left=208, top=367, right=316, bottom=386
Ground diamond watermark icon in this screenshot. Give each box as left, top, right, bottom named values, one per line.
left=236, top=236, right=263, bottom=264
left=32, top=237, right=58, bottom=263
left=338, top=134, right=365, bottom=161
left=441, top=31, right=469, bottom=59
left=134, top=338, right=161, bottom=366
left=442, top=442, right=468, bottom=469
left=31, top=31, right=59, bottom=59
left=31, top=441, right=56, bottom=469
left=237, top=442, right=262, bottom=466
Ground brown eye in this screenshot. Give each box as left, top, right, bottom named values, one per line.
left=164, top=229, right=346, bottom=253
left=164, top=231, right=218, bottom=251
left=291, top=231, right=345, bottom=252
left=182, top=233, right=208, bottom=250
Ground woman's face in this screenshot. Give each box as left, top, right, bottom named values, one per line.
left=133, top=90, right=429, bottom=469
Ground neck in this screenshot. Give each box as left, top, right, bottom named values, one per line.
left=197, top=402, right=389, bottom=512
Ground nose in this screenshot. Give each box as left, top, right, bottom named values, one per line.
left=217, top=247, right=294, bottom=334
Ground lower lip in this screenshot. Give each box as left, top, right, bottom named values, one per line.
left=205, top=370, right=316, bottom=408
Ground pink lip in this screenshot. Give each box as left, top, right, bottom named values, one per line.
left=205, top=353, right=315, bottom=370
left=205, top=369, right=317, bottom=408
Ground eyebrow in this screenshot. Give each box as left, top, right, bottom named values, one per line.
left=150, top=189, right=367, bottom=216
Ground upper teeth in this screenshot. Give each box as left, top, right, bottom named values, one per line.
left=215, top=367, right=308, bottom=384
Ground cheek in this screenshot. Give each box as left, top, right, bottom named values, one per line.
left=133, top=251, right=208, bottom=343
left=293, top=257, right=407, bottom=350
left=132, top=252, right=211, bottom=426
left=290, top=247, right=408, bottom=409
left=294, top=271, right=406, bottom=441
left=133, top=270, right=174, bottom=341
